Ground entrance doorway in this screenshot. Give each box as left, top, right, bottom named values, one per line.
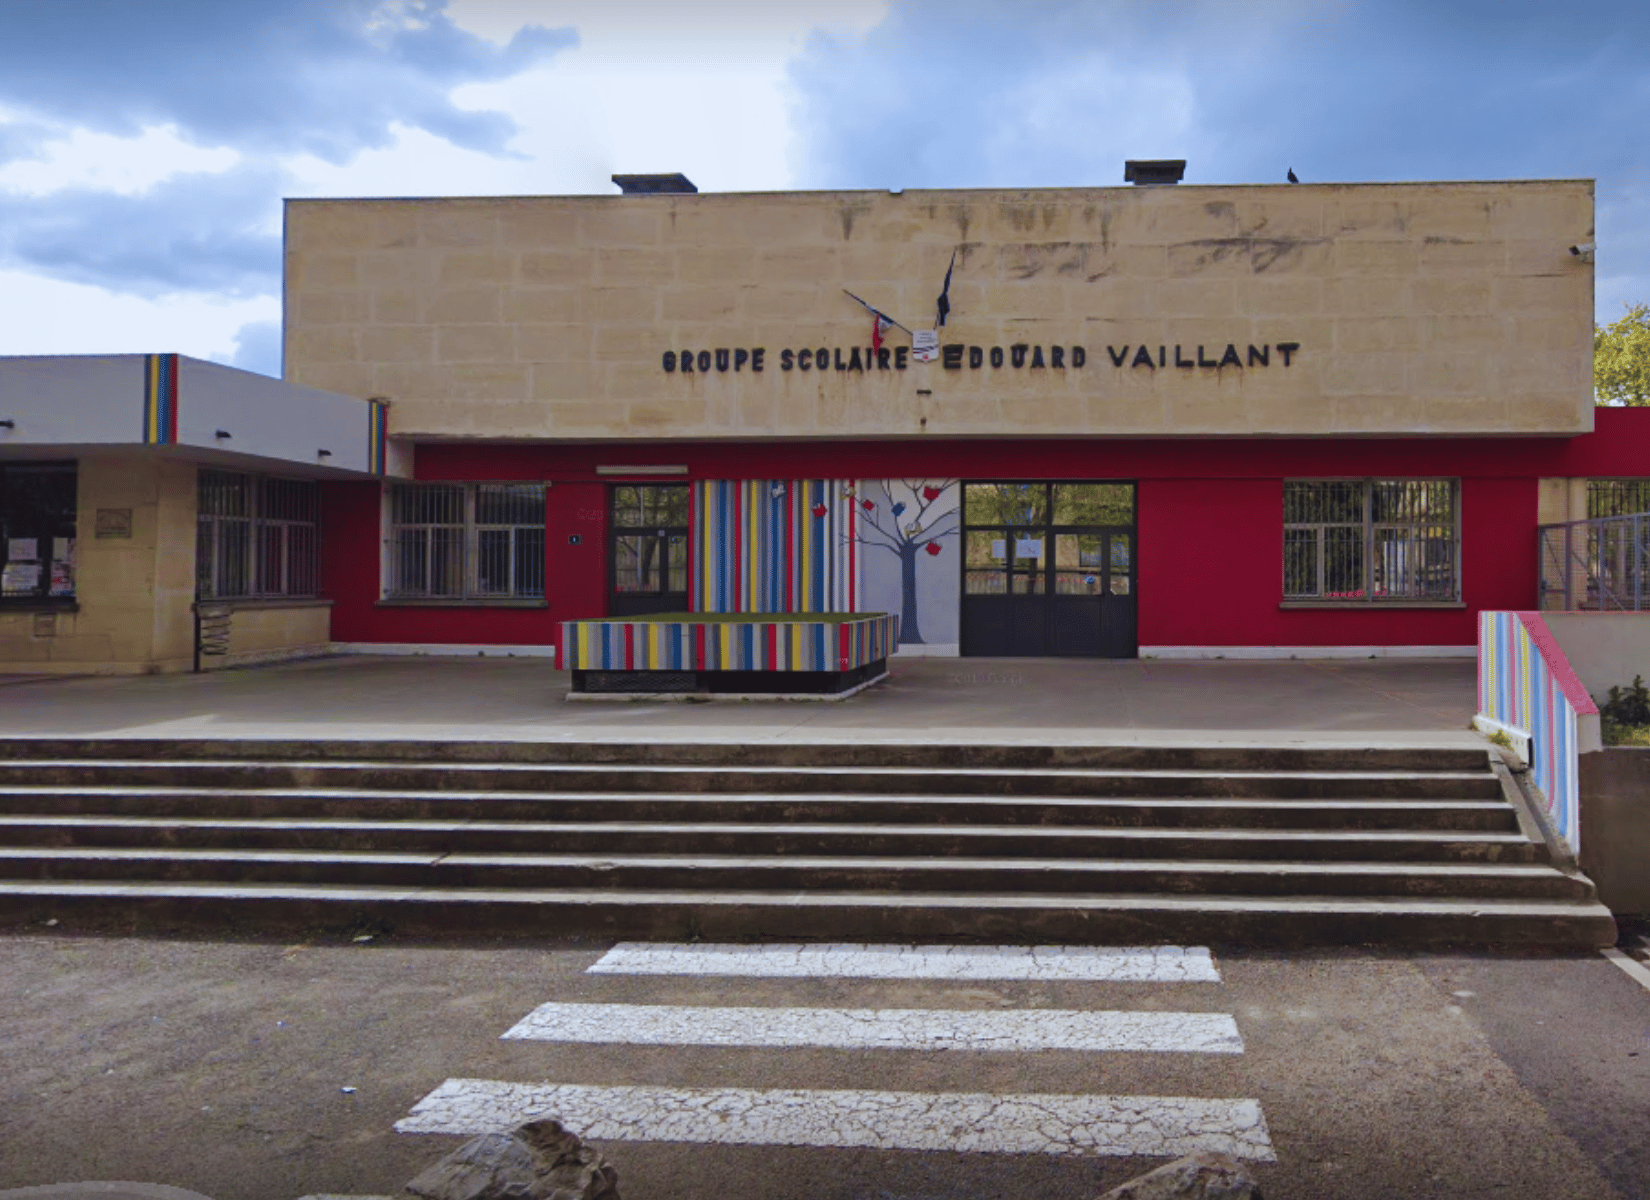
left=608, top=484, right=689, bottom=617
left=960, top=481, right=1136, bottom=657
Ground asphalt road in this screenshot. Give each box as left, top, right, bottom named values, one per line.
left=1, top=927, right=1645, bottom=1200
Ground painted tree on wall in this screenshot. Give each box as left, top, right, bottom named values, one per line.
left=848, top=479, right=960, bottom=644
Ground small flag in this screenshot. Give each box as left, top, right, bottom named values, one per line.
left=844, top=290, right=907, bottom=343
left=871, top=311, right=893, bottom=353
left=935, top=249, right=956, bottom=328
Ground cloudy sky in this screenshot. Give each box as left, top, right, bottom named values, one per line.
left=0, top=0, right=1644, bottom=378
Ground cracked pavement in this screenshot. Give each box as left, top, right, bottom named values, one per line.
left=1, top=930, right=1646, bottom=1200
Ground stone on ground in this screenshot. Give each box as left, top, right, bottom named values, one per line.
left=405, top=1116, right=618, bottom=1200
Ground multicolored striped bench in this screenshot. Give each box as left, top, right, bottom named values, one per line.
left=561, top=612, right=898, bottom=696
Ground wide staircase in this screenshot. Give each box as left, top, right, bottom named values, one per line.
left=0, top=738, right=1617, bottom=947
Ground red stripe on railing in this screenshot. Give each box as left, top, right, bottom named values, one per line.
left=1515, top=611, right=1598, bottom=715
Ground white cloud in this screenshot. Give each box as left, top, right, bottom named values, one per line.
left=0, top=269, right=278, bottom=361
left=0, top=123, right=241, bottom=197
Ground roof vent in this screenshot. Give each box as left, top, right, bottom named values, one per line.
left=1124, top=160, right=1186, bottom=186
left=611, top=173, right=698, bottom=195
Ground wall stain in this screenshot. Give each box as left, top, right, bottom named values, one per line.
left=1176, top=235, right=1329, bottom=273
left=838, top=201, right=874, bottom=240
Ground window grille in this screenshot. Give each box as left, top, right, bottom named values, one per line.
left=197, top=470, right=319, bottom=600
left=1283, top=479, right=1458, bottom=601
left=386, top=482, right=545, bottom=600
left=0, top=462, right=77, bottom=601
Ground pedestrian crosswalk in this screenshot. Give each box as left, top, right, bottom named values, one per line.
left=395, top=941, right=1275, bottom=1165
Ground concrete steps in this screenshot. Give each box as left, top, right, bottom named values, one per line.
left=0, top=738, right=1617, bottom=948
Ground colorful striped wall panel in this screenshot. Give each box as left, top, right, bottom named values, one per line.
left=692, top=479, right=858, bottom=613
left=1477, top=610, right=1597, bottom=852
left=562, top=614, right=899, bottom=673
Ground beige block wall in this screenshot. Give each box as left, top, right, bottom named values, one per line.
left=285, top=181, right=1595, bottom=441
left=0, top=453, right=197, bottom=674
left=208, top=602, right=332, bottom=671
left=0, top=456, right=337, bottom=675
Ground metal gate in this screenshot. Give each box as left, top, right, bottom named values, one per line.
left=960, top=482, right=1136, bottom=658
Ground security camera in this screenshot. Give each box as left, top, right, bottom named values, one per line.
left=1569, top=242, right=1596, bottom=259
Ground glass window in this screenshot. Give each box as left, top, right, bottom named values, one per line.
left=385, top=482, right=545, bottom=600
left=0, top=462, right=77, bottom=601
left=197, top=470, right=320, bottom=601
left=1284, top=479, right=1458, bottom=602
left=1052, top=483, right=1134, bottom=526
left=612, top=485, right=689, bottom=529
left=965, top=482, right=1047, bottom=527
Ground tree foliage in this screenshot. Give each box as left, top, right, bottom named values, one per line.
left=1595, top=303, right=1650, bottom=406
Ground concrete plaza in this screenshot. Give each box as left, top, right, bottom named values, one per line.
left=0, top=654, right=1481, bottom=747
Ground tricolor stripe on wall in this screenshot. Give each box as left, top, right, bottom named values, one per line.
left=367, top=400, right=387, bottom=475
left=693, top=480, right=857, bottom=613
left=561, top=615, right=898, bottom=672
left=142, top=353, right=178, bottom=444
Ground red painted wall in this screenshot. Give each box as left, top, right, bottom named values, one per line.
left=319, top=408, right=1650, bottom=652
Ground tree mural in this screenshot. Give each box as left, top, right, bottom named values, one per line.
left=847, top=479, right=959, bottom=644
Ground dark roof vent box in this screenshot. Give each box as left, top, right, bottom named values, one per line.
left=611, top=173, right=698, bottom=195
left=1123, top=160, right=1186, bottom=186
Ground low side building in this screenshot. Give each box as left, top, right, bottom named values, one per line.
left=0, top=354, right=402, bottom=673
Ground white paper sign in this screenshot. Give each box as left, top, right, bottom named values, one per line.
left=911, top=330, right=939, bottom=363
left=53, top=538, right=74, bottom=563
left=7, top=537, right=38, bottom=562
left=991, top=539, right=1007, bottom=560
left=1015, top=537, right=1043, bottom=559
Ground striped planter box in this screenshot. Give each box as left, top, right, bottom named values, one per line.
left=562, top=614, right=899, bottom=673
left=1477, top=610, right=1600, bottom=853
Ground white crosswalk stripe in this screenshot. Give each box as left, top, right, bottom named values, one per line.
left=397, top=941, right=1274, bottom=1163
left=587, top=941, right=1221, bottom=982
left=395, top=1080, right=1276, bottom=1162
left=503, top=1001, right=1245, bottom=1054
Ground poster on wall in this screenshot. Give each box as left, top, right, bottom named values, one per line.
left=2, top=563, right=40, bottom=594
left=853, top=479, right=961, bottom=652
left=6, top=537, right=37, bottom=562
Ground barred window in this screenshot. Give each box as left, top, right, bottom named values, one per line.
left=197, top=470, right=319, bottom=600
left=0, top=462, right=77, bottom=601
left=1284, top=479, right=1459, bottom=602
left=1587, top=479, right=1650, bottom=519
left=386, top=482, right=545, bottom=600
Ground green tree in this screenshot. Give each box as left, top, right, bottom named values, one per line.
left=1594, top=303, right=1650, bottom=406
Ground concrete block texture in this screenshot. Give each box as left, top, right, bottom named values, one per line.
left=284, top=181, right=1595, bottom=441
left=1579, top=748, right=1650, bottom=915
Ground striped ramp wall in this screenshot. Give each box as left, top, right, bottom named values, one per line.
left=1477, top=610, right=1596, bottom=852
left=693, top=479, right=858, bottom=613
left=561, top=614, right=898, bottom=672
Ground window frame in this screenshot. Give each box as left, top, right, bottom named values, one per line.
left=382, top=481, right=547, bottom=603
left=196, top=469, right=321, bottom=602
left=1282, top=477, right=1462, bottom=605
left=0, top=460, right=78, bottom=606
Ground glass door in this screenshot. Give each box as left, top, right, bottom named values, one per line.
left=608, top=484, right=689, bottom=617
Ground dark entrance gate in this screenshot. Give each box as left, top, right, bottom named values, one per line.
left=960, top=482, right=1136, bottom=657
left=608, top=484, right=690, bottom=617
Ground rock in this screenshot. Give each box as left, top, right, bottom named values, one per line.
left=405, top=1116, right=619, bottom=1200
left=1096, top=1152, right=1263, bottom=1200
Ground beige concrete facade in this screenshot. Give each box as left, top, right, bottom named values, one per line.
left=0, top=454, right=196, bottom=675
left=284, top=180, right=1595, bottom=441
left=212, top=601, right=333, bottom=671
left=0, top=456, right=338, bottom=677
